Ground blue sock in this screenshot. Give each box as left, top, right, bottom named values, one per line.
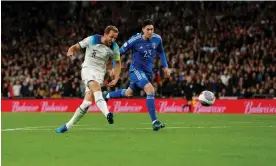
left=109, top=89, right=126, bottom=98
left=146, top=94, right=157, bottom=122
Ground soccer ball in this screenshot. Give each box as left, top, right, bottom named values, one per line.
left=198, top=90, right=216, bottom=106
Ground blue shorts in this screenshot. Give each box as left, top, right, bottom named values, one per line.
left=129, top=69, right=152, bottom=91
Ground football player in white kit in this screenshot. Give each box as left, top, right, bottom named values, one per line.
left=56, top=26, right=121, bottom=133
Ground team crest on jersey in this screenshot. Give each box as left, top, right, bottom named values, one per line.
left=152, top=43, right=156, bottom=49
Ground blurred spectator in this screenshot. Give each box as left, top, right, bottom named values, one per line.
left=1, top=1, right=275, bottom=99
left=12, top=80, right=21, bottom=97
left=20, top=80, right=30, bottom=97
left=36, top=83, right=49, bottom=98
left=2, top=82, right=9, bottom=97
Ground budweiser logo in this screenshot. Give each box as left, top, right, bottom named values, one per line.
left=113, top=101, right=143, bottom=113
left=12, top=101, right=39, bottom=112
left=244, top=101, right=276, bottom=114
left=41, top=101, right=68, bottom=112
left=193, top=103, right=226, bottom=113
left=159, top=101, right=188, bottom=113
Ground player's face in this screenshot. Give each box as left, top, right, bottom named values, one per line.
left=142, top=25, right=154, bottom=39
left=104, top=30, right=119, bottom=46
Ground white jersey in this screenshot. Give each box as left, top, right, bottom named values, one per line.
left=78, top=34, right=120, bottom=73
left=78, top=34, right=120, bottom=88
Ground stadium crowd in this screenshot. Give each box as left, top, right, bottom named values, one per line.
left=1, top=1, right=276, bottom=99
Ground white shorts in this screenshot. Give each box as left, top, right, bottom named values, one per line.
left=81, top=67, right=105, bottom=93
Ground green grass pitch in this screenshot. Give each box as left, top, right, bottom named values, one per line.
left=2, top=113, right=276, bottom=166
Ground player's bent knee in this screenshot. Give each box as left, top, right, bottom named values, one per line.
left=125, top=88, right=133, bottom=97
left=87, top=80, right=101, bottom=92
left=84, top=91, right=93, bottom=100
left=126, top=93, right=133, bottom=97
left=144, top=83, right=155, bottom=94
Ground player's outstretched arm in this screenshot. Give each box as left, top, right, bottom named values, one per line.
left=119, top=35, right=138, bottom=55
left=67, top=44, right=81, bottom=57
left=108, top=43, right=121, bottom=87
left=109, top=35, right=138, bottom=76
left=157, top=39, right=170, bottom=78
left=113, top=60, right=121, bottom=80
left=108, top=60, right=121, bottom=87
left=67, top=36, right=91, bottom=57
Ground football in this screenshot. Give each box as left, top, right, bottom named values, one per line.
left=198, top=90, right=216, bottom=106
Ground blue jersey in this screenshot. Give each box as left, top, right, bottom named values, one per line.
left=120, top=33, right=168, bottom=74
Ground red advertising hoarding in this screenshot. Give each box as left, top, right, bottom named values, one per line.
left=1, top=99, right=276, bottom=114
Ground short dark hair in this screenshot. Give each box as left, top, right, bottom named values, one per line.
left=104, top=25, right=119, bottom=34
left=142, top=19, right=154, bottom=28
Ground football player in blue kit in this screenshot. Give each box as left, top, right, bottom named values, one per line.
left=104, top=19, right=170, bottom=131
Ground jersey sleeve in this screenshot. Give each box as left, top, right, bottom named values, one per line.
left=113, top=43, right=120, bottom=61
left=157, top=38, right=169, bottom=68
left=119, top=35, right=138, bottom=55
left=112, top=43, right=121, bottom=68
left=78, top=36, right=93, bottom=49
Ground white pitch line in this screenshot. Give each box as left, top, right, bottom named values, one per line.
left=2, top=126, right=53, bottom=131
left=1, top=125, right=92, bottom=131
left=1, top=125, right=275, bottom=132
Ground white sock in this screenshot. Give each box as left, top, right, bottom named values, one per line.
left=94, top=91, right=109, bottom=117
left=152, top=120, right=157, bottom=124
left=106, top=93, right=110, bottom=99
left=66, top=100, right=92, bottom=129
